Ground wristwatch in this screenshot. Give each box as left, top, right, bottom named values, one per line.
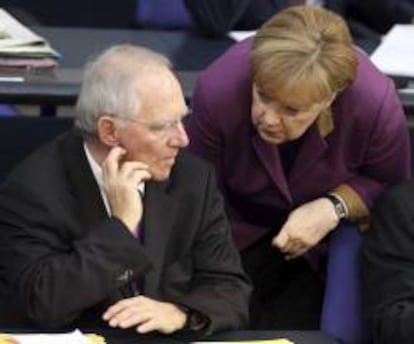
left=179, top=306, right=209, bottom=331
left=325, top=194, right=347, bottom=220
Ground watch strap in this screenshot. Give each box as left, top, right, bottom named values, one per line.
left=178, top=306, right=209, bottom=332
left=325, top=193, right=347, bottom=220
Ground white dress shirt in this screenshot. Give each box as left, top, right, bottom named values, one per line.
left=83, top=143, right=145, bottom=215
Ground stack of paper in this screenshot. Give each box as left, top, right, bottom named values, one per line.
left=0, top=8, right=60, bottom=69
left=370, top=24, right=414, bottom=78
left=193, top=339, right=294, bottom=344
left=228, top=30, right=256, bottom=42
left=0, top=330, right=105, bottom=344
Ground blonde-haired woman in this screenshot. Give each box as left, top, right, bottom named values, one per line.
left=186, top=5, right=410, bottom=344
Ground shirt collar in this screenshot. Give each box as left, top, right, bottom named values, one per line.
left=83, top=142, right=105, bottom=191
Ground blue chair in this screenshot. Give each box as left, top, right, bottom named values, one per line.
left=321, top=125, right=414, bottom=343
left=0, top=104, right=18, bottom=117
left=321, top=222, right=368, bottom=344
left=136, top=0, right=193, bottom=29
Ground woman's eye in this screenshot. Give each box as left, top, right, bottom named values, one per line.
left=283, top=106, right=299, bottom=116
left=258, top=91, right=272, bottom=104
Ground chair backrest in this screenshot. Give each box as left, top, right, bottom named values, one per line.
left=0, top=117, right=73, bottom=182
left=135, top=0, right=193, bottom=29
left=3, top=1, right=136, bottom=28
left=0, top=104, right=18, bottom=117
left=322, top=125, right=413, bottom=344
left=321, top=222, right=367, bottom=344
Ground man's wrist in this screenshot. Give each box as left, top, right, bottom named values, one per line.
left=177, top=306, right=209, bottom=332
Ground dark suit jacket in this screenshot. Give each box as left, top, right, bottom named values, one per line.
left=183, top=0, right=281, bottom=37
left=0, top=129, right=250, bottom=333
left=363, top=180, right=414, bottom=343
left=183, top=0, right=357, bottom=38
left=185, top=38, right=411, bottom=250
left=348, top=0, right=414, bottom=34
left=183, top=0, right=410, bottom=52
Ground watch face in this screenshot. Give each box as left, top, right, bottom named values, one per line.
left=326, top=194, right=346, bottom=219
left=335, top=203, right=346, bottom=218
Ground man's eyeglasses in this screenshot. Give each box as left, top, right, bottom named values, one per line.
left=113, top=111, right=190, bottom=137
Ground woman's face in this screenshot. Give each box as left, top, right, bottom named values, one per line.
left=251, top=84, right=334, bottom=145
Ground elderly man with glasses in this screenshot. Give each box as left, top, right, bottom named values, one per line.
left=0, top=44, right=251, bottom=336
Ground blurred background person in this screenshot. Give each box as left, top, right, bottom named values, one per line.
left=363, top=180, right=414, bottom=344
left=135, top=0, right=414, bottom=53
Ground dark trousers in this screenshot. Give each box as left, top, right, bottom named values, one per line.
left=241, top=232, right=324, bottom=330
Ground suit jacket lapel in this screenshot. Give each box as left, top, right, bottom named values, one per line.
left=143, top=180, right=176, bottom=298
left=60, top=129, right=108, bottom=227
left=252, top=123, right=329, bottom=199
left=60, top=130, right=177, bottom=297
left=252, top=133, right=291, bottom=202
left=289, top=124, right=328, bottom=185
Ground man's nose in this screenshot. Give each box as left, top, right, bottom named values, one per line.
left=171, top=122, right=189, bottom=147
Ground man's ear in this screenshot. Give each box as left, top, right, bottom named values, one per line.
left=96, top=115, right=119, bottom=147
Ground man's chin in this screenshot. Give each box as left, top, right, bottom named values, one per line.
left=150, top=169, right=172, bottom=182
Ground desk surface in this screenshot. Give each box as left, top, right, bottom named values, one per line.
left=85, top=328, right=338, bottom=344
left=0, top=67, right=198, bottom=107
left=0, top=26, right=413, bottom=116
left=0, top=27, right=215, bottom=109
left=36, top=27, right=233, bottom=71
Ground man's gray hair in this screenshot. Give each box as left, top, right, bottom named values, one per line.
left=75, top=44, right=171, bottom=135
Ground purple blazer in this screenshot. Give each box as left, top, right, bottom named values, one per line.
left=185, top=39, right=411, bottom=250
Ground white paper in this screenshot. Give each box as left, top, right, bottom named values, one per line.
left=0, top=8, right=59, bottom=57
left=192, top=340, right=293, bottom=344
left=1, top=329, right=91, bottom=344
left=0, top=8, right=45, bottom=48
left=370, top=24, right=414, bottom=77
left=228, top=30, right=256, bottom=42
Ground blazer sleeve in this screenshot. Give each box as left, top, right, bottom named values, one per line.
left=165, top=166, right=251, bottom=334
left=343, top=78, right=411, bottom=209
left=0, top=180, right=152, bottom=328
left=363, top=182, right=414, bottom=343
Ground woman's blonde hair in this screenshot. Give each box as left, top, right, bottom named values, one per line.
left=251, top=5, right=357, bottom=108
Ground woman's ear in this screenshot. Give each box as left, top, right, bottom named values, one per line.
left=96, top=115, right=119, bottom=147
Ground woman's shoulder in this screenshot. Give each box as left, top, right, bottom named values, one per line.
left=198, top=39, right=253, bottom=90
left=346, top=48, right=394, bottom=101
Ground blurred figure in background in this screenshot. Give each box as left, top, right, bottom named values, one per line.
left=136, top=0, right=414, bottom=53
left=363, top=180, right=414, bottom=344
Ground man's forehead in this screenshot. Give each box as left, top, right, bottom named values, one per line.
left=136, top=98, right=187, bottom=121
